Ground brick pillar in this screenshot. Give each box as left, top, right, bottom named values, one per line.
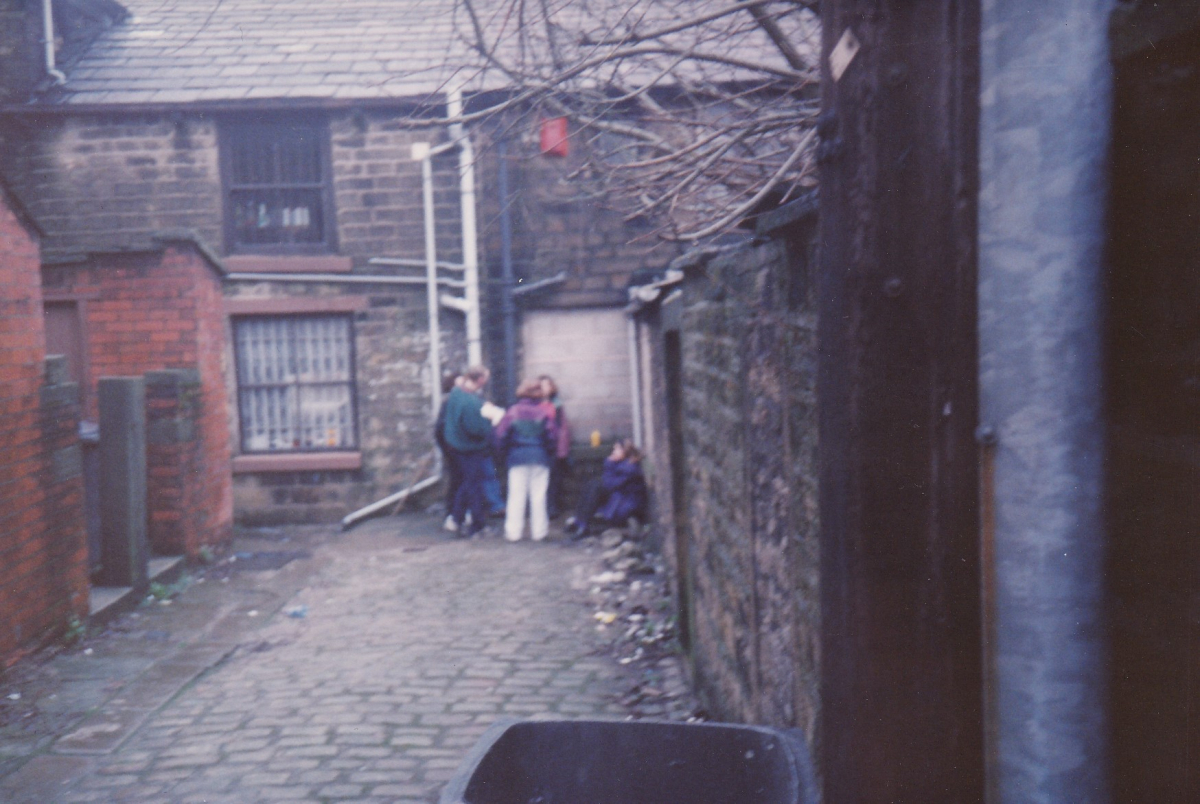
left=36, top=355, right=89, bottom=631
left=145, top=368, right=201, bottom=556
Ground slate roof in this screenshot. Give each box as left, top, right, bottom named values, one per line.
left=41, top=0, right=491, bottom=106
left=33, top=0, right=816, bottom=108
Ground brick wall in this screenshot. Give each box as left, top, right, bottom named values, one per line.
left=640, top=226, right=820, bottom=740
left=0, top=189, right=88, bottom=666
left=42, top=243, right=233, bottom=557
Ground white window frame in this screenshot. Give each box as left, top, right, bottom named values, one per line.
left=233, top=314, right=359, bottom=453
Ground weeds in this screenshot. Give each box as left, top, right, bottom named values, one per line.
left=62, top=615, right=85, bottom=645
left=145, top=574, right=191, bottom=605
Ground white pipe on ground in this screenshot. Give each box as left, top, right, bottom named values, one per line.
left=340, top=474, right=441, bottom=530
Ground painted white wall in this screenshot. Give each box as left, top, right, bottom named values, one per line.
left=521, top=308, right=632, bottom=442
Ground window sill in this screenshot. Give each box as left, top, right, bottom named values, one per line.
left=225, top=296, right=368, bottom=315
left=232, top=452, right=362, bottom=473
left=224, top=255, right=353, bottom=274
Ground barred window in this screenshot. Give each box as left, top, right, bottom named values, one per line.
left=234, top=316, right=357, bottom=453
left=223, top=119, right=333, bottom=251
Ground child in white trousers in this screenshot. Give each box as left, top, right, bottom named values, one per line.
left=493, top=379, right=558, bottom=542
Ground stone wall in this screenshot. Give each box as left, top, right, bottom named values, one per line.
left=329, top=111, right=463, bottom=263
left=0, top=187, right=88, bottom=666
left=638, top=217, right=820, bottom=742
left=42, top=243, right=233, bottom=557
left=0, top=0, right=40, bottom=105
left=2, top=109, right=464, bottom=264
left=225, top=281, right=463, bottom=525
left=4, top=114, right=224, bottom=259
left=475, top=127, right=681, bottom=309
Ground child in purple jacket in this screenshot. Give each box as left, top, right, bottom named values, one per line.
left=567, top=439, right=647, bottom=539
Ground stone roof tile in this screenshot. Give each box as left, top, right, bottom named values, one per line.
left=38, top=0, right=480, bottom=105
left=33, top=0, right=812, bottom=107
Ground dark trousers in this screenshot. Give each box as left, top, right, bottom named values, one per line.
left=451, top=451, right=491, bottom=533
left=441, top=448, right=462, bottom=514
left=573, top=479, right=607, bottom=529
left=547, top=457, right=568, bottom=517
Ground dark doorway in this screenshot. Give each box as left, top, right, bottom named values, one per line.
left=43, top=301, right=86, bottom=408
left=43, top=300, right=101, bottom=574
left=1108, top=24, right=1200, bottom=803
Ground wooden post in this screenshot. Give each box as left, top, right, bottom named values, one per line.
left=817, top=2, right=984, bottom=800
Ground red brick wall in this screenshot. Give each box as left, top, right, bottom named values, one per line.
left=42, top=244, right=233, bottom=558
left=0, top=192, right=88, bottom=666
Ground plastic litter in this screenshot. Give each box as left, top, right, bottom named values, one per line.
left=285, top=605, right=308, bottom=619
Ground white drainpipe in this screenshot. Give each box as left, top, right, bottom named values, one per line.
left=42, top=0, right=66, bottom=85
left=448, top=87, right=482, bottom=366
left=412, top=142, right=444, bottom=422
left=628, top=316, right=643, bottom=447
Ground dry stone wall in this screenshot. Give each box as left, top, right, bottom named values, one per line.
left=642, top=224, right=820, bottom=744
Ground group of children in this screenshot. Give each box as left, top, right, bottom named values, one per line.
left=435, top=366, right=646, bottom=542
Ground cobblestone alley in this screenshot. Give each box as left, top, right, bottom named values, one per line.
left=0, top=514, right=693, bottom=803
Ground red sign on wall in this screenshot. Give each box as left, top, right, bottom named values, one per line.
left=540, top=117, right=569, bottom=157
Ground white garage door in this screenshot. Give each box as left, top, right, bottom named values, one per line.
left=521, top=308, right=632, bottom=443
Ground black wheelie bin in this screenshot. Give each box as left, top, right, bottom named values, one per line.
left=439, top=718, right=819, bottom=804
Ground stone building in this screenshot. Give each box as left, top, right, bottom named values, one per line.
left=0, top=0, right=677, bottom=525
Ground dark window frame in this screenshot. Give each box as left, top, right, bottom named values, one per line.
left=232, top=313, right=360, bottom=454
left=220, top=116, right=338, bottom=255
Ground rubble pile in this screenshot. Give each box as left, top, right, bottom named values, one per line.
left=582, top=524, right=703, bottom=721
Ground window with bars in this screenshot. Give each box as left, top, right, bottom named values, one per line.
left=223, top=119, right=333, bottom=251
left=234, top=315, right=358, bottom=453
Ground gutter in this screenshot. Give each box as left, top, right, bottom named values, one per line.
left=42, top=0, right=66, bottom=85
left=225, top=272, right=465, bottom=289
left=625, top=268, right=685, bottom=312
left=510, top=272, right=569, bottom=298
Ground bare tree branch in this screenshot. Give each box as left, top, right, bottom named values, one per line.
left=679, top=126, right=816, bottom=240
left=444, top=0, right=819, bottom=240
left=747, top=3, right=809, bottom=71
